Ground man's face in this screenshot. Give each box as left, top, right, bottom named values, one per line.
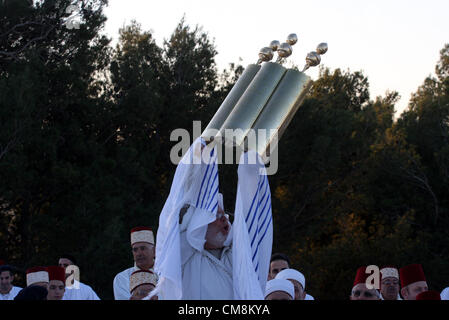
left=269, top=260, right=289, bottom=280
left=289, top=279, right=306, bottom=300
left=0, top=271, right=13, bottom=293
left=132, top=242, right=155, bottom=269
left=58, top=258, right=73, bottom=270
left=380, top=277, right=400, bottom=300
left=204, top=207, right=230, bottom=250
left=265, top=291, right=293, bottom=300
left=130, top=284, right=156, bottom=300
left=58, top=258, right=73, bottom=277
left=401, top=281, right=428, bottom=300
left=47, top=280, right=65, bottom=300
left=350, top=283, right=380, bottom=300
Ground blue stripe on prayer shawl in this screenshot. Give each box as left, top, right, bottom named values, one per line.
left=258, top=215, right=272, bottom=247
left=250, top=196, right=270, bottom=261
left=248, top=178, right=269, bottom=236
left=247, top=177, right=267, bottom=228
left=211, top=201, right=218, bottom=212
left=252, top=241, right=260, bottom=262
left=258, top=201, right=272, bottom=235
left=196, top=163, right=211, bottom=207
left=206, top=183, right=219, bottom=210
left=204, top=169, right=218, bottom=209
left=249, top=178, right=268, bottom=241
left=200, top=165, right=217, bottom=208
left=245, top=178, right=263, bottom=223
left=251, top=191, right=272, bottom=263
left=251, top=215, right=272, bottom=264
left=195, top=148, right=218, bottom=209
left=250, top=193, right=270, bottom=247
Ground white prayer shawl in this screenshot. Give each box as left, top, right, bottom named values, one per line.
left=150, top=138, right=272, bottom=300
left=63, top=280, right=100, bottom=300
left=113, top=266, right=154, bottom=300
left=0, top=286, right=22, bottom=300
left=305, top=294, right=315, bottom=300
left=150, top=138, right=220, bottom=300
left=232, top=150, right=273, bottom=300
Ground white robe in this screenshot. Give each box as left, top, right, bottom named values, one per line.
left=180, top=231, right=233, bottom=300
left=305, top=294, right=315, bottom=300
left=63, top=280, right=100, bottom=300
left=0, top=286, right=22, bottom=300
left=113, top=266, right=155, bottom=300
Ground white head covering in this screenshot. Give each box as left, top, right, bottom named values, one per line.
left=26, top=269, right=49, bottom=286
left=265, top=279, right=294, bottom=299
left=441, top=287, right=449, bottom=300
left=380, top=267, right=399, bottom=279
left=130, top=228, right=155, bottom=246
left=276, top=268, right=306, bottom=290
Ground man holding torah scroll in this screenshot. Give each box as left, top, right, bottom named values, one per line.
left=146, top=138, right=273, bottom=300
left=147, top=34, right=327, bottom=300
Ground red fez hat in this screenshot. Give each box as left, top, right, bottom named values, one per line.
left=400, top=264, right=426, bottom=288
left=26, top=266, right=48, bottom=274
left=130, top=226, right=154, bottom=245
left=353, top=266, right=369, bottom=288
left=26, top=266, right=49, bottom=286
left=131, top=226, right=153, bottom=233
left=47, top=266, right=66, bottom=282
left=416, top=290, right=441, bottom=300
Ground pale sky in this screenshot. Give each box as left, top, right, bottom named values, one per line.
left=103, top=0, right=449, bottom=116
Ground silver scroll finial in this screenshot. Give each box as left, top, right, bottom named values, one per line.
left=275, top=33, right=297, bottom=63
left=256, top=47, right=274, bottom=65
left=302, top=42, right=328, bottom=72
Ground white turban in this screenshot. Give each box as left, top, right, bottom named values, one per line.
left=265, top=279, right=294, bottom=299
left=276, top=268, right=306, bottom=290
left=441, top=287, right=449, bottom=300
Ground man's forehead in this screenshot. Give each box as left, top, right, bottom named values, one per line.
left=353, top=283, right=373, bottom=291
left=271, top=259, right=289, bottom=267
left=382, top=276, right=398, bottom=282
left=132, top=242, right=153, bottom=248
left=410, top=281, right=428, bottom=288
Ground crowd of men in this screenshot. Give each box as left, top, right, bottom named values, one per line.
left=1, top=226, right=448, bottom=301
left=1, top=141, right=448, bottom=301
